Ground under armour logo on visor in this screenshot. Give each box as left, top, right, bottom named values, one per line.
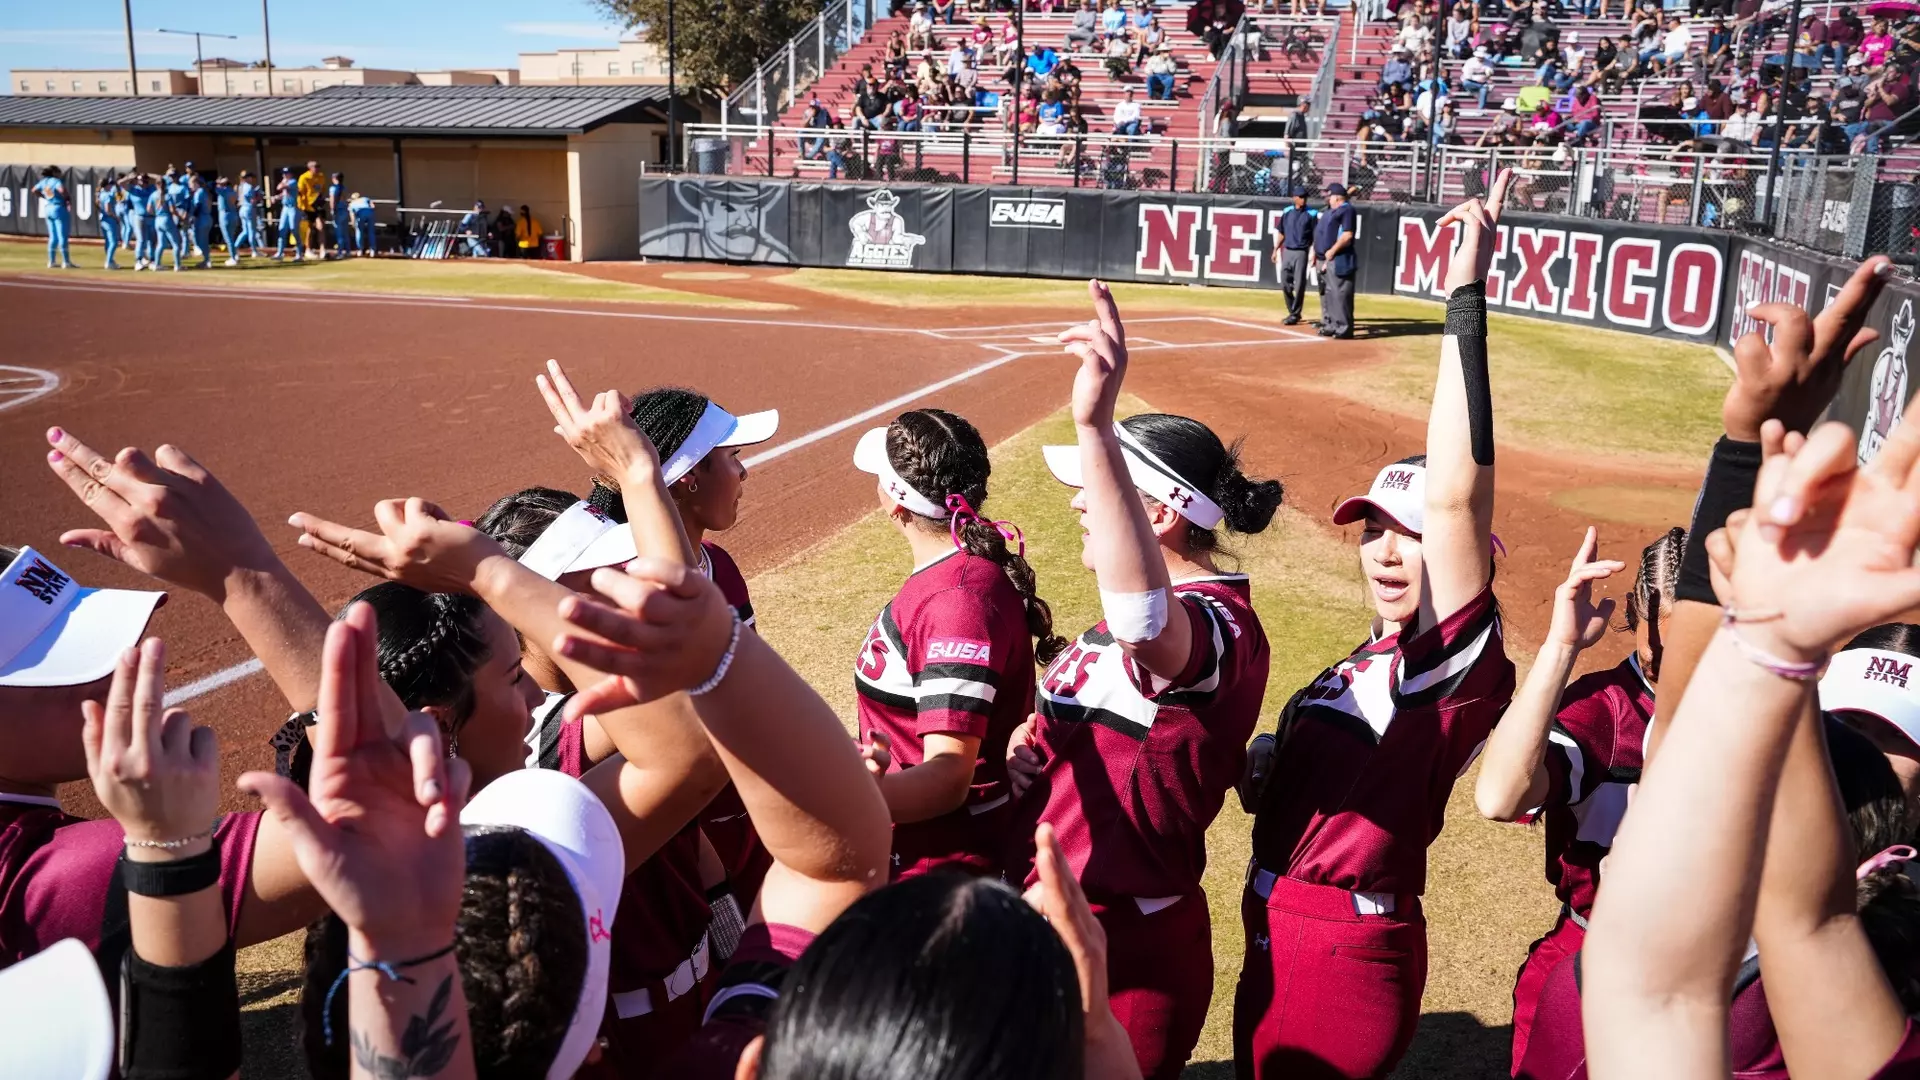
left=1167, top=486, right=1194, bottom=510
left=13, top=559, right=70, bottom=606
left=589, top=910, right=612, bottom=944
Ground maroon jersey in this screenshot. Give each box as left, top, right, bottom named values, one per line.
left=1015, top=575, right=1268, bottom=900
left=662, top=922, right=818, bottom=1079
left=1533, top=655, right=1653, bottom=918
left=0, top=795, right=259, bottom=967
left=855, top=550, right=1036, bottom=878
left=1251, top=584, right=1515, bottom=895
left=1876, top=1020, right=1920, bottom=1079
left=699, top=541, right=772, bottom=904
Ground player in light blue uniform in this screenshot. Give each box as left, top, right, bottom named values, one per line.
left=272, top=169, right=304, bottom=260
left=327, top=172, right=354, bottom=258
left=115, top=176, right=138, bottom=262
left=148, top=182, right=184, bottom=271
left=33, top=167, right=77, bottom=269
left=187, top=173, right=215, bottom=268
left=127, top=173, right=156, bottom=270
left=234, top=171, right=263, bottom=258
left=349, top=191, right=377, bottom=256
left=95, top=176, right=123, bottom=270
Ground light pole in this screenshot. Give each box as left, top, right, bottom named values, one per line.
left=122, top=0, right=140, bottom=96
left=156, top=28, right=238, bottom=96
left=668, top=0, right=678, bottom=168
left=262, top=0, right=276, bottom=96
left=1762, top=0, right=1805, bottom=230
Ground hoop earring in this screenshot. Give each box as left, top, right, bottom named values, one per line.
left=686, top=479, right=699, bottom=494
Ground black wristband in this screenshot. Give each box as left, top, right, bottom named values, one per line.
left=120, top=942, right=243, bottom=1080
left=1445, top=280, right=1488, bottom=338
left=1678, top=436, right=1763, bottom=605
left=119, top=847, right=221, bottom=898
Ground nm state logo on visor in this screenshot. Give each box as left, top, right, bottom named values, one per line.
left=847, top=189, right=926, bottom=269
left=1867, top=656, right=1913, bottom=688
left=14, top=558, right=71, bottom=605
left=1381, top=470, right=1415, bottom=491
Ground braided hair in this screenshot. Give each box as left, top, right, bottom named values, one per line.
left=349, top=582, right=493, bottom=736
left=475, top=486, right=581, bottom=559
left=586, top=387, right=711, bottom=523
left=888, top=409, right=1069, bottom=665
left=1120, top=413, right=1283, bottom=556
left=1624, top=526, right=1686, bottom=635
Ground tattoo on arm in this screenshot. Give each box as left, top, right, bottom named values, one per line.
left=350, top=975, right=463, bottom=1080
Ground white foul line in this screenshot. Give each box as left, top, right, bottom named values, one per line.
left=164, top=658, right=265, bottom=708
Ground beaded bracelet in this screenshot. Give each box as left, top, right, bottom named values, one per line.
left=1721, top=607, right=1823, bottom=682
left=125, top=821, right=218, bottom=851
left=690, top=614, right=743, bottom=697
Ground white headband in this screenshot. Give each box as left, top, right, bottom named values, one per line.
left=1822, top=648, right=1920, bottom=751
left=517, top=502, right=636, bottom=581
left=661, top=401, right=781, bottom=487
left=853, top=427, right=951, bottom=520
left=1040, top=423, right=1227, bottom=530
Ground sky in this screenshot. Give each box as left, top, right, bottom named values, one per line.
left=1, top=0, right=637, bottom=77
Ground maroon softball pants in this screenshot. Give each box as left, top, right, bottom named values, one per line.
left=1510, top=914, right=1586, bottom=1075
left=1092, top=889, right=1215, bottom=1080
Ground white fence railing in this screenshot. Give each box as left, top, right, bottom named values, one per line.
left=720, top=0, right=870, bottom=129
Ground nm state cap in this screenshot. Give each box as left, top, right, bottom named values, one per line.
left=1332, top=462, right=1427, bottom=536
left=0, top=939, right=112, bottom=1080
left=461, top=768, right=624, bottom=1080
left=661, top=401, right=780, bottom=487
left=0, top=547, right=165, bottom=688
left=1821, top=648, right=1920, bottom=751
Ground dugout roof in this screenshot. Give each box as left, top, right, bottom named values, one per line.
left=0, top=85, right=673, bottom=138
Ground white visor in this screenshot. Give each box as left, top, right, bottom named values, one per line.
left=1822, top=648, right=1920, bottom=752
left=0, top=938, right=112, bottom=1080
left=462, top=768, right=625, bottom=1080
left=1332, top=462, right=1427, bottom=535
left=517, top=502, right=637, bottom=581
left=661, top=401, right=780, bottom=486
left=0, top=547, right=166, bottom=688
left=854, top=427, right=950, bottom=520
left=1041, top=423, right=1226, bottom=530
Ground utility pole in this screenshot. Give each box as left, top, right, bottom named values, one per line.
left=1012, top=9, right=1024, bottom=185
left=262, top=0, right=276, bottom=95
left=157, top=28, right=238, bottom=96
left=1763, top=0, right=1804, bottom=230
left=123, top=0, right=140, bottom=96
left=668, top=0, right=679, bottom=168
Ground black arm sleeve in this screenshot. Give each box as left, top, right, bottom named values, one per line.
left=1446, top=281, right=1494, bottom=466
left=120, top=942, right=243, bottom=1080
left=1677, top=436, right=1763, bottom=605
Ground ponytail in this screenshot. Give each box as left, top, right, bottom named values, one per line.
left=954, top=514, right=1070, bottom=666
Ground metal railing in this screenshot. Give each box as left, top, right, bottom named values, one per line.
left=1304, top=14, right=1343, bottom=138
left=721, top=0, right=868, bottom=129
left=685, top=122, right=1183, bottom=189
left=1196, top=15, right=1255, bottom=144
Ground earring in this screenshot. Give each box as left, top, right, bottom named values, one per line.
left=446, top=730, right=459, bottom=758
left=686, top=479, right=699, bottom=494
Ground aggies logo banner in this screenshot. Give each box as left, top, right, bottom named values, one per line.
left=1392, top=215, right=1723, bottom=338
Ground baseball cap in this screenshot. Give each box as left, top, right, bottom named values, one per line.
left=1502, top=96, right=1519, bottom=110
left=516, top=501, right=638, bottom=581
left=1822, top=648, right=1920, bottom=751
left=1333, top=461, right=1427, bottom=535
left=0, top=939, right=111, bottom=1080
left=1042, top=423, right=1226, bottom=529
left=1325, top=181, right=1349, bottom=196
left=0, top=547, right=165, bottom=688
left=461, top=768, right=623, bottom=1080
left=661, top=400, right=779, bottom=486
left=855, top=427, right=949, bottom=519
left=1684, top=95, right=1700, bottom=109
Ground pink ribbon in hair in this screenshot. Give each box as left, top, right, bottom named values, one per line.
left=1858, top=844, right=1917, bottom=880
left=947, top=494, right=1025, bottom=558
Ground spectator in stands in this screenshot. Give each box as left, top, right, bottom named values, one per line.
left=1380, top=47, right=1415, bottom=92
left=1104, top=30, right=1134, bottom=76
left=1442, top=2, right=1477, bottom=58
left=1534, top=36, right=1565, bottom=84
left=946, top=37, right=973, bottom=82
left=1037, top=87, right=1068, bottom=137
left=1132, top=15, right=1165, bottom=66
left=1854, top=62, right=1912, bottom=151
left=917, top=52, right=943, bottom=96
left=1146, top=44, right=1179, bottom=99
left=801, top=98, right=833, bottom=160
left=996, top=13, right=1023, bottom=68
left=1795, top=13, right=1829, bottom=72
left=1051, top=51, right=1083, bottom=99
left=910, top=4, right=937, bottom=50
left=1863, top=17, right=1895, bottom=68
left=1640, top=83, right=1688, bottom=142
left=875, top=115, right=902, bottom=180
left=1700, top=78, right=1733, bottom=122
left=1722, top=98, right=1760, bottom=145
left=1462, top=46, right=1495, bottom=108
left=1588, top=34, right=1633, bottom=90
left=1395, top=14, right=1435, bottom=55
left=1520, top=6, right=1559, bottom=62
left=1112, top=85, right=1145, bottom=135
left=826, top=116, right=854, bottom=177
left=1100, top=0, right=1128, bottom=47
left=895, top=90, right=925, bottom=132
left=886, top=28, right=910, bottom=71
left=1564, top=84, right=1603, bottom=143
left=1679, top=94, right=1713, bottom=137
left=1058, top=101, right=1089, bottom=167
left=1828, top=6, right=1863, bottom=70
left=1654, top=17, right=1693, bottom=72
left=1027, top=42, right=1060, bottom=78
left=933, top=0, right=956, bottom=24
left=1065, top=0, right=1099, bottom=51
left=970, top=14, right=993, bottom=55
left=854, top=76, right=889, bottom=130
left=1480, top=97, right=1522, bottom=144
left=1840, top=51, right=1872, bottom=94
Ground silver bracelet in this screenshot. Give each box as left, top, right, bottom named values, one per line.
left=124, top=821, right=217, bottom=850
left=690, top=614, right=743, bottom=697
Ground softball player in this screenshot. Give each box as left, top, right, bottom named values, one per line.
left=1008, top=282, right=1281, bottom=1079
left=1235, top=176, right=1518, bottom=1080
left=852, top=408, right=1064, bottom=879
left=95, top=177, right=122, bottom=270
left=1474, top=526, right=1681, bottom=1072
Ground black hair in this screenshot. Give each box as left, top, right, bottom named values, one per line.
left=300, top=827, right=589, bottom=1079
left=888, top=409, right=1069, bottom=665
left=1845, top=624, right=1920, bottom=658
left=0, top=544, right=17, bottom=568
left=585, top=387, right=711, bottom=523
left=475, top=486, right=582, bottom=559
left=1829, top=718, right=1920, bottom=1013
left=1120, top=413, right=1284, bottom=554
left=759, top=872, right=1082, bottom=1080
left=40, top=166, right=58, bottom=178
left=1624, top=526, right=1686, bottom=635
left=346, top=582, right=493, bottom=738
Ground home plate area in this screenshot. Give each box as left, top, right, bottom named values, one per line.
left=925, top=315, right=1314, bottom=355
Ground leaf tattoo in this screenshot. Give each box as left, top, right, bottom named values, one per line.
left=350, top=975, right=464, bottom=1078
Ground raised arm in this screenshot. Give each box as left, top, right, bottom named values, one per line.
left=1054, top=280, right=1193, bottom=679
left=1422, top=171, right=1511, bottom=625
left=556, top=559, right=892, bottom=933
left=1475, top=527, right=1621, bottom=821
left=535, top=359, right=695, bottom=568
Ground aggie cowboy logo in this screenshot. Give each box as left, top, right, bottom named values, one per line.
left=1861, top=299, right=1917, bottom=466
left=847, top=189, right=925, bottom=269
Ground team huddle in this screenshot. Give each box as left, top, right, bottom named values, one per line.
left=9, top=170, right=1920, bottom=1080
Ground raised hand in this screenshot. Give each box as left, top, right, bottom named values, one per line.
left=551, top=557, right=737, bottom=720
left=290, top=498, right=504, bottom=597
left=1007, top=715, right=1044, bottom=801
left=1724, top=256, right=1890, bottom=442
left=1729, top=412, right=1920, bottom=658
left=45, top=428, right=277, bottom=600
left=1547, top=527, right=1625, bottom=652
left=82, top=639, right=219, bottom=851
left=1058, top=280, right=1129, bottom=430
left=859, top=729, right=893, bottom=779
left=1438, top=168, right=1513, bottom=292
left=1024, top=823, right=1143, bottom=1080
left=535, top=359, right=661, bottom=484
left=237, top=603, right=470, bottom=953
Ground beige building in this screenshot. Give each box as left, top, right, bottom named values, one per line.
left=10, top=57, right=516, bottom=98
left=12, top=69, right=196, bottom=97
left=519, top=38, right=671, bottom=85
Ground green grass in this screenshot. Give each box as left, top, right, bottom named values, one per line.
left=0, top=237, right=772, bottom=307
left=775, top=267, right=1339, bottom=317
left=751, top=398, right=1557, bottom=1077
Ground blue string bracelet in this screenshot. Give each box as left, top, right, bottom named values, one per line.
left=322, top=940, right=458, bottom=1046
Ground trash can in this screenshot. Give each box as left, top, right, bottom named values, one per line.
left=542, top=233, right=568, bottom=261
left=693, top=137, right=731, bottom=176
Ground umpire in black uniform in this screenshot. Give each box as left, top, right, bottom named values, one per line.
left=1271, top=185, right=1316, bottom=325
left=1314, top=181, right=1358, bottom=339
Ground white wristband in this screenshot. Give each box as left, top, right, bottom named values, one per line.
left=1100, top=587, right=1169, bottom=644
